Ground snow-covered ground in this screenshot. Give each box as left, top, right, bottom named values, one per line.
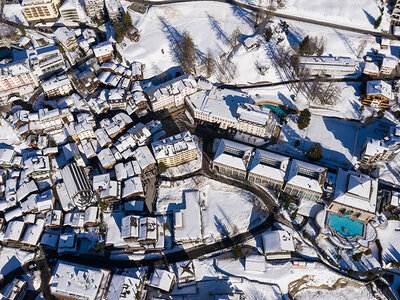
left=239, top=0, right=389, bottom=31
left=169, top=257, right=283, bottom=299
left=2, top=4, right=28, bottom=26
left=377, top=220, right=400, bottom=265
left=215, top=255, right=368, bottom=296
left=156, top=176, right=267, bottom=242
left=294, top=285, right=375, bottom=300
left=267, top=114, right=394, bottom=169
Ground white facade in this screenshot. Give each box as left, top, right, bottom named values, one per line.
left=299, top=56, right=356, bottom=76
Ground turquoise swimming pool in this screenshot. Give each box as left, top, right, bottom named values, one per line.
left=263, top=104, right=288, bottom=116
left=326, top=212, right=365, bottom=240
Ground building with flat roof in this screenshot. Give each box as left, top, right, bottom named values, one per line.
left=49, top=261, right=111, bottom=300
left=298, top=55, right=356, bottom=77
left=151, top=131, right=198, bottom=168
left=21, top=0, right=60, bottom=22
left=59, top=0, right=81, bottom=22
left=262, top=230, right=295, bottom=260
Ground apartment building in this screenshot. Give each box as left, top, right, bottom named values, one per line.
left=84, top=0, right=105, bottom=20
left=49, top=261, right=111, bottom=300
left=298, top=56, right=356, bottom=77
left=213, top=139, right=253, bottom=180
left=360, top=125, right=400, bottom=165
left=247, top=149, right=289, bottom=190
left=59, top=0, right=81, bottom=22
left=21, top=0, right=60, bottom=22
left=362, top=80, right=393, bottom=109
left=54, top=27, right=78, bottom=52
left=93, top=42, right=114, bottom=63
left=42, top=75, right=73, bottom=98
left=283, top=159, right=327, bottom=202
left=236, top=103, right=276, bottom=138
left=105, top=0, right=122, bottom=21
left=186, top=90, right=276, bottom=138
left=0, top=58, right=39, bottom=97
left=380, top=56, right=398, bottom=75
left=29, top=45, right=66, bottom=77
left=151, top=131, right=198, bottom=168
left=146, top=74, right=197, bottom=111
left=38, top=107, right=74, bottom=134
left=392, top=0, right=400, bottom=25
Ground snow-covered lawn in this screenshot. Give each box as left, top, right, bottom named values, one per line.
left=238, top=0, right=388, bottom=31
left=122, top=2, right=271, bottom=83
left=377, top=220, right=400, bottom=265
left=267, top=114, right=394, bottom=169
left=294, top=285, right=375, bottom=300
left=0, top=247, right=35, bottom=280
left=2, top=4, right=28, bottom=26
left=155, top=176, right=267, bottom=242
left=170, top=258, right=283, bottom=299
left=215, top=256, right=368, bottom=296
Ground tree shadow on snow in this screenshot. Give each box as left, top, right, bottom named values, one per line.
left=363, top=9, right=376, bottom=26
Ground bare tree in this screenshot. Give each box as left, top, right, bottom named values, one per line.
left=204, top=50, right=216, bottom=78
left=229, top=28, right=241, bottom=49
left=318, top=81, right=342, bottom=105
left=356, top=39, right=368, bottom=58
left=176, top=31, right=197, bottom=74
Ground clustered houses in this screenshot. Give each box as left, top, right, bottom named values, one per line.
left=186, top=88, right=277, bottom=138
left=146, top=74, right=198, bottom=111
left=212, top=139, right=327, bottom=202
left=151, top=131, right=198, bottom=167
left=362, top=80, right=394, bottom=109
left=298, top=56, right=356, bottom=77
left=21, top=0, right=60, bottom=22
left=360, top=125, right=400, bottom=165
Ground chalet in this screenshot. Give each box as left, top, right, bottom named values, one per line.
left=362, top=80, right=393, bottom=109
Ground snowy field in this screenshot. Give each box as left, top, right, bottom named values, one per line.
left=156, top=176, right=267, bottom=242
left=294, top=286, right=375, bottom=300
left=215, top=256, right=369, bottom=296
left=267, top=114, right=394, bottom=169
left=377, top=220, right=400, bottom=265
left=238, top=0, right=389, bottom=31
left=121, top=0, right=385, bottom=85
left=169, top=258, right=283, bottom=299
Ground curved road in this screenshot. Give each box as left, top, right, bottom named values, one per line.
left=130, top=0, right=398, bottom=39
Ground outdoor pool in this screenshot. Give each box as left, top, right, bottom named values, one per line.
left=263, top=104, right=288, bottom=116
left=326, top=212, right=365, bottom=240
